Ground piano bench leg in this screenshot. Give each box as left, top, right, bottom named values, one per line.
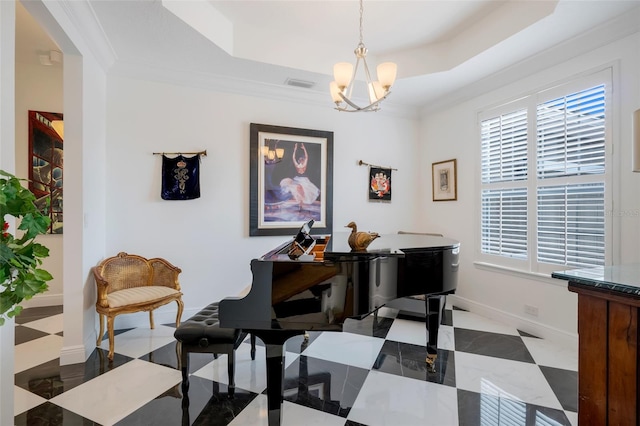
left=250, top=334, right=256, bottom=360
left=227, top=348, right=236, bottom=398
left=180, top=345, right=190, bottom=393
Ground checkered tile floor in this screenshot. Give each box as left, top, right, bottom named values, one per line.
left=14, top=304, right=578, bottom=425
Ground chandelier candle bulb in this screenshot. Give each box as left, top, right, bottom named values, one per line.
left=334, top=62, right=353, bottom=88
left=377, top=62, right=397, bottom=89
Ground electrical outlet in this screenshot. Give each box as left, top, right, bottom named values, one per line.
left=524, top=304, right=539, bottom=317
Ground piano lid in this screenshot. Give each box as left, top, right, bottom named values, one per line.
left=328, top=232, right=459, bottom=256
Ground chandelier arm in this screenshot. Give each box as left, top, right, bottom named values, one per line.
left=345, top=57, right=362, bottom=100
left=337, top=90, right=391, bottom=112
left=362, top=57, right=373, bottom=87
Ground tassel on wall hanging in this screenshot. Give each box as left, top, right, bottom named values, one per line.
left=154, top=151, right=206, bottom=200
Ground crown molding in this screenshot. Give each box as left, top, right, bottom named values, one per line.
left=109, top=60, right=418, bottom=120
left=55, top=0, right=117, bottom=71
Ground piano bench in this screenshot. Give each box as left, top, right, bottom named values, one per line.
left=173, top=301, right=256, bottom=395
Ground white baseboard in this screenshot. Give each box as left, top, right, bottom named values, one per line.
left=447, top=294, right=578, bottom=347
left=59, top=344, right=89, bottom=366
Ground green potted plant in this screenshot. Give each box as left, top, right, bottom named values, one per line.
left=0, top=170, right=52, bottom=325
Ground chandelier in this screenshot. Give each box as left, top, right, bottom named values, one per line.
left=329, top=0, right=397, bottom=112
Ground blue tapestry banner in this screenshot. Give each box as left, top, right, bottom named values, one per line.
left=161, top=154, right=200, bottom=200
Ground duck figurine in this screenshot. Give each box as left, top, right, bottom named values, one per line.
left=346, top=222, right=380, bottom=251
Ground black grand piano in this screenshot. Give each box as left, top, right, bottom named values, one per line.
left=219, top=222, right=459, bottom=426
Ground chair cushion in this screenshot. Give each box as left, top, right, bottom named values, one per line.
left=107, top=286, right=180, bottom=308
left=174, top=302, right=239, bottom=345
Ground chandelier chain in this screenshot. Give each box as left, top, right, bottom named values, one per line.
left=359, top=0, right=364, bottom=45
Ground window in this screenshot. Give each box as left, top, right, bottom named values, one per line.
left=479, top=72, right=609, bottom=272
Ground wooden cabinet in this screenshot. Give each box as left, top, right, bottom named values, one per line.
left=569, top=283, right=640, bottom=425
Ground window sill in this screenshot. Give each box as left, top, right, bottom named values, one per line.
left=473, top=261, right=568, bottom=288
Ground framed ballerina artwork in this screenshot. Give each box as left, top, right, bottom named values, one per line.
left=249, top=123, right=333, bottom=236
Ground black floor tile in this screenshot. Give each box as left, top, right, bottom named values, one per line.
left=454, top=328, right=535, bottom=363
left=15, top=325, right=50, bottom=345
left=373, top=340, right=455, bottom=387
left=14, top=401, right=101, bottom=426
left=343, top=315, right=394, bottom=339
left=16, top=306, right=63, bottom=325
left=116, top=374, right=258, bottom=426
left=283, top=355, right=370, bottom=418
left=539, top=365, right=578, bottom=412
left=140, top=340, right=181, bottom=370
left=457, top=388, right=572, bottom=426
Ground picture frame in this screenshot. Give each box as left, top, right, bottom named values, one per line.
left=28, top=110, right=64, bottom=233
left=250, top=123, right=333, bottom=236
left=432, top=158, right=457, bottom=201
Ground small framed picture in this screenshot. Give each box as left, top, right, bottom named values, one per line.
left=432, top=159, right=457, bottom=201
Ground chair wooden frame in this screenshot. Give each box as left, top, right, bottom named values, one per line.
left=92, top=252, right=184, bottom=360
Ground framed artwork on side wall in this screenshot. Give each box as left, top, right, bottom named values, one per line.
left=28, top=110, right=63, bottom=234
left=249, top=123, right=333, bottom=236
left=432, top=159, right=457, bottom=202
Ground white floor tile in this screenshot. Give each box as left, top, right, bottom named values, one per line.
left=99, top=324, right=176, bottom=359
left=192, top=343, right=299, bottom=394
left=301, top=331, right=385, bottom=370
left=522, top=336, right=578, bottom=371
left=566, top=410, right=578, bottom=426
left=50, top=359, right=181, bottom=425
left=385, top=317, right=427, bottom=346
left=14, top=385, right=47, bottom=416
left=228, top=395, right=346, bottom=426
left=21, top=313, right=64, bottom=334
left=452, top=310, right=520, bottom=336
left=454, top=351, right=563, bottom=410
left=14, top=334, right=63, bottom=373
left=376, top=306, right=399, bottom=319
left=384, top=317, right=454, bottom=351
left=438, top=324, right=455, bottom=351
left=348, top=370, right=458, bottom=426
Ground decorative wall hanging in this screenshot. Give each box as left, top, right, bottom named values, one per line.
left=358, top=160, right=394, bottom=202
left=250, top=123, right=333, bottom=236
left=28, top=110, right=63, bottom=234
left=432, top=158, right=457, bottom=201
left=153, top=151, right=206, bottom=200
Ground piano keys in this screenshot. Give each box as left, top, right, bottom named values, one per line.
left=219, top=228, right=459, bottom=426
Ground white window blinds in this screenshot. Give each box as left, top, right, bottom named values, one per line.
left=481, top=188, right=528, bottom=259
left=481, top=109, right=528, bottom=183
left=537, top=85, right=606, bottom=178
left=479, top=77, right=608, bottom=270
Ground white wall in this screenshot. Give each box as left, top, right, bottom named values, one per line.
left=420, top=32, right=640, bottom=342
left=105, top=75, right=420, bottom=325
left=19, top=0, right=109, bottom=365
left=15, top=60, right=64, bottom=306
left=0, top=2, right=16, bottom=424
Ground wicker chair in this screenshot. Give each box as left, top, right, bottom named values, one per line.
left=93, top=252, right=184, bottom=360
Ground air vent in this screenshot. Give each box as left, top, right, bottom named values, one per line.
left=285, top=78, right=316, bottom=89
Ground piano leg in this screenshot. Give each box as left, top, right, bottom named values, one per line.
left=252, top=330, right=306, bottom=426
left=424, top=295, right=445, bottom=373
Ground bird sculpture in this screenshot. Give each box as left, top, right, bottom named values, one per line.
left=346, top=221, right=380, bottom=251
